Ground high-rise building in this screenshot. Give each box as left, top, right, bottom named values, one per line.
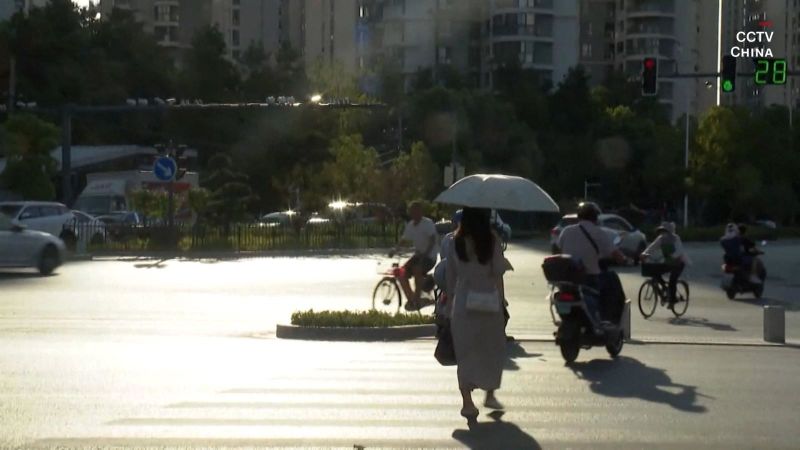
left=1, top=0, right=49, bottom=20
left=483, top=0, right=580, bottom=89
left=301, top=0, right=360, bottom=74
left=99, top=0, right=284, bottom=61
left=613, top=0, right=703, bottom=122
left=355, top=0, right=484, bottom=89
left=578, top=0, right=616, bottom=86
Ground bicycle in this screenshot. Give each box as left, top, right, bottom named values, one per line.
left=372, top=256, right=439, bottom=315
left=637, top=262, right=690, bottom=319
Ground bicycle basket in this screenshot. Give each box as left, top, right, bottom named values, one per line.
left=641, top=263, right=670, bottom=278
left=542, top=255, right=586, bottom=285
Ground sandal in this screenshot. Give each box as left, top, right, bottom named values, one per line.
left=460, top=406, right=479, bottom=420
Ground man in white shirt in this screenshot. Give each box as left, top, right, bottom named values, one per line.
left=393, top=201, right=439, bottom=310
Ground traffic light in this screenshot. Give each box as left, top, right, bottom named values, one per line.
left=641, top=57, right=658, bottom=96
left=721, top=55, right=736, bottom=93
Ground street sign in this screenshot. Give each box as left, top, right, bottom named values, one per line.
left=153, top=156, right=177, bottom=181
left=443, top=164, right=465, bottom=187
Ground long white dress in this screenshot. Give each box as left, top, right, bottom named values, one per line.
left=445, top=237, right=507, bottom=391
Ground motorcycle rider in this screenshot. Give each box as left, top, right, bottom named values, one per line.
left=557, top=202, right=628, bottom=322
left=720, top=223, right=762, bottom=285
left=737, top=224, right=765, bottom=284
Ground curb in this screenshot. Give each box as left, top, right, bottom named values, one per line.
left=276, top=323, right=436, bottom=341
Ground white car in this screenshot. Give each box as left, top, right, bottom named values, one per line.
left=71, top=210, right=107, bottom=244
left=0, top=201, right=76, bottom=245
left=550, top=213, right=648, bottom=261
left=0, top=213, right=66, bottom=275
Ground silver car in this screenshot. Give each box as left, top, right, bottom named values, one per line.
left=0, top=213, right=66, bottom=275
left=550, top=213, right=648, bottom=261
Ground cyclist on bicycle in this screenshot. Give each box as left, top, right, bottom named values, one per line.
left=641, top=221, right=689, bottom=308
left=391, top=201, right=439, bottom=311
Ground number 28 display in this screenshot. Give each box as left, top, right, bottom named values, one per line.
left=754, top=58, right=787, bottom=85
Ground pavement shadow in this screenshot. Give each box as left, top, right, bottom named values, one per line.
left=569, top=356, right=709, bottom=413
left=0, top=271, right=44, bottom=281
left=504, top=341, right=542, bottom=371
left=668, top=317, right=737, bottom=332
left=452, top=411, right=541, bottom=449
left=133, top=258, right=172, bottom=269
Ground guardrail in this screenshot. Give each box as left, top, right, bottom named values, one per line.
left=66, top=220, right=404, bottom=253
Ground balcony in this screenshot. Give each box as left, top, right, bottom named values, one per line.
left=492, top=24, right=553, bottom=38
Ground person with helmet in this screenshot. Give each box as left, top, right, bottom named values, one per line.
left=557, top=202, right=628, bottom=321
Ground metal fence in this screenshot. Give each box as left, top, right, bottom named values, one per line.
left=67, top=220, right=403, bottom=253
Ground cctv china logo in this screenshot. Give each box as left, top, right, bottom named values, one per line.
left=730, top=21, right=775, bottom=58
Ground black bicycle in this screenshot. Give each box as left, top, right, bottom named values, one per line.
left=638, top=263, right=689, bottom=318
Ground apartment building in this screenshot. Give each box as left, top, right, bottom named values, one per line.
left=729, top=0, right=799, bottom=111
left=99, top=0, right=286, bottom=61
left=578, top=0, right=616, bottom=85
left=483, top=0, right=580, bottom=88
left=301, top=0, right=360, bottom=74
left=1, top=0, right=49, bottom=20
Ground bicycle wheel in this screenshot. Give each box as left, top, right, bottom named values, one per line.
left=638, top=280, right=658, bottom=319
left=671, top=281, right=690, bottom=317
left=372, top=277, right=401, bottom=313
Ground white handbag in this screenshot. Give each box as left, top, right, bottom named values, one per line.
left=465, top=289, right=501, bottom=313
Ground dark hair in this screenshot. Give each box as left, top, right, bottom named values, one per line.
left=455, top=207, right=494, bottom=264
left=738, top=224, right=748, bottom=235
left=577, top=201, right=601, bottom=222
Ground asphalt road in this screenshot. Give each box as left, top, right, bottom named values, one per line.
left=0, top=337, right=798, bottom=449
left=1, top=240, right=799, bottom=448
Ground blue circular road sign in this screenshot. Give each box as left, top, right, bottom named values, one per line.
left=153, top=156, right=177, bottom=181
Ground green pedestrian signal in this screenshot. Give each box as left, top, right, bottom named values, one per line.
left=722, top=80, right=734, bottom=92
left=721, top=55, right=736, bottom=93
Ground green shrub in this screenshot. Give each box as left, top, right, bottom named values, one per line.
left=290, top=309, right=435, bottom=328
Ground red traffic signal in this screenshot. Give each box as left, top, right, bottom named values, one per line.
left=642, top=57, right=658, bottom=96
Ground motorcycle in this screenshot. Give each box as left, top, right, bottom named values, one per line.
left=542, top=253, right=630, bottom=363
left=721, top=245, right=766, bottom=299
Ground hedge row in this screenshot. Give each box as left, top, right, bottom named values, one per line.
left=290, top=309, right=435, bottom=328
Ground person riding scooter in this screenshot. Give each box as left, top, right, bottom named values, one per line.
left=557, top=202, right=629, bottom=322
left=720, top=223, right=762, bottom=285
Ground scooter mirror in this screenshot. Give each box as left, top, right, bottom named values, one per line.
left=761, top=240, right=768, bottom=247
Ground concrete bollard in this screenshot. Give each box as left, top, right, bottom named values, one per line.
left=763, top=305, right=785, bottom=344
left=622, top=301, right=631, bottom=340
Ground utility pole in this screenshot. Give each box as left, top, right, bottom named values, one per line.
left=61, top=105, right=73, bottom=206
left=684, top=86, right=690, bottom=228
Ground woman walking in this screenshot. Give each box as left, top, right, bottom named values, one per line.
left=445, top=207, right=508, bottom=422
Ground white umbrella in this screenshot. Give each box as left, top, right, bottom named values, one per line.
left=434, top=174, right=559, bottom=212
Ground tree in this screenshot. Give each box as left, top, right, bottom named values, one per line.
left=322, top=134, right=381, bottom=201
left=177, top=25, right=239, bottom=101
left=385, top=141, right=439, bottom=211
left=0, top=114, right=60, bottom=200
left=129, top=189, right=167, bottom=223
left=202, top=153, right=257, bottom=229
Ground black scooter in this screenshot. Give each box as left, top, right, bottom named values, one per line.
left=721, top=247, right=766, bottom=299
left=543, top=255, right=630, bottom=363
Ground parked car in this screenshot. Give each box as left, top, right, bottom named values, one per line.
left=258, top=211, right=296, bottom=228
left=550, top=213, right=648, bottom=261
left=96, top=211, right=145, bottom=241
left=0, top=201, right=76, bottom=246
left=70, top=210, right=108, bottom=244
left=306, top=213, right=331, bottom=226
left=0, top=213, right=66, bottom=275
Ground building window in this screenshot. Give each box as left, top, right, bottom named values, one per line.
left=581, top=43, right=592, bottom=58
left=232, top=9, right=240, bottom=26
left=232, top=30, right=240, bottom=47
left=232, top=0, right=240, bottom=5
left=438, top=46, right=451, bottom=64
